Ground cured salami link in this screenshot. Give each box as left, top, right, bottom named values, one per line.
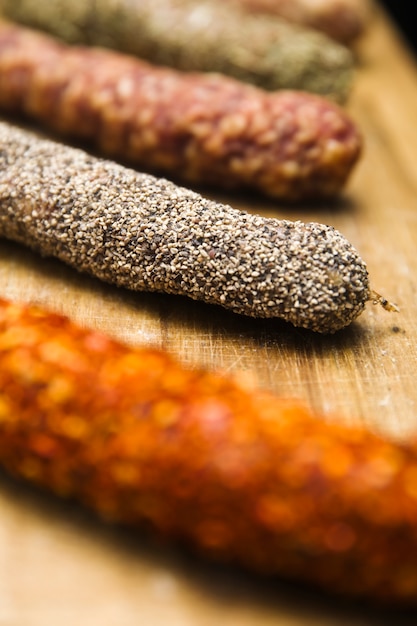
left=0, top=22, right=362, bottom=201
left=0, top=0, right=355, bottom=100
left=0, top=296, right=414, bottom=604
left=0, top=121, right=370, bottom=334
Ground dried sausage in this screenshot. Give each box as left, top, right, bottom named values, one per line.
left=0, top=121, right=369, bottom=334
left=0, top=22, right=362, bottom=200
left=233, top=0, right=371, bottom=44
left=0, top=0, right=355, bottom=100
left=0, top=296, right=414, bottom=604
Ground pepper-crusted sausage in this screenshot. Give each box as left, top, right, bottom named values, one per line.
left=0, top=296, right=415, bottom=604
left=0, top=122, right=370, bottom=334
left=231, top=0, right=371, bottom=45
left=0, top=0, right=355, bottom=101
left=0, top=22, right=362, bottom=201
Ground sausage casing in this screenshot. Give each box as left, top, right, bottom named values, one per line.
left=0, top=0, right=355, bottom=100
left=0, top=22, right=362, bottom=201
left=232, top=0, right=371, bottom=44
left=0, top=297, right=417, bottom=604
left=0, top=121, right=370, bottom=333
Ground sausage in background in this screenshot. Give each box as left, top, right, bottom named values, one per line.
left=230, top=0, right=372, bottom=45
left=0, top=0, right=355, bottom=101
left=0, top=22, right=362, bottom=201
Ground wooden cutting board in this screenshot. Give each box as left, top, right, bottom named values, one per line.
left=1, top=3, right=417, bottom=623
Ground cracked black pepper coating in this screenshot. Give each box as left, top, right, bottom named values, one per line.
left=0, top=122, right=370, bottom=333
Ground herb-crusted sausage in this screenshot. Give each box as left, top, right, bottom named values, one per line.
left=0, top=0, right=355, bottom=101
left=0, top=22, right=362, bottom=201
left=0, top=297, right=415, bottom=604
left=0, top=122, right=370, bottom=333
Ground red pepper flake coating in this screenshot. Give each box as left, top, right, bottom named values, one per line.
left=0, top=22, right=362, bottom=201
left=0, top=0, right=355, bottom=101
left=231, top=0, right=371, bottom=45
left=0, top=121, right=370, bottom=334
left=0, top=297, right=416, bottom=604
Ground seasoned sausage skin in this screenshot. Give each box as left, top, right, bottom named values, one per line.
left=0, top=22, right=362, bottom=201
left=0, top=0, right=356, bottom=101
left=0, top=122, right=370, bottom=334
left=233, top=0, right=371, bottom=44
left=0, top=296, right=416, bottom=604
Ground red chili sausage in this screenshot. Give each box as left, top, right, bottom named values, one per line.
left=0, top=297, right=416, bottom=604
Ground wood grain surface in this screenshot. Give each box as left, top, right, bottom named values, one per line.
left=1, top=2, right=417, bottom=623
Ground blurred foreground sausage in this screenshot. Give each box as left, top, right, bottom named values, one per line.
left=0, top=122, right=372, bottom=334
left=0, top=296, right=415, bottom=604
left=232, top=0, right=371, bottom=45
left=0, top=0, right=355, bottom=101
left=0, top=22, right=362, bottom=201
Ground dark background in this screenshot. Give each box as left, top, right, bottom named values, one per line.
left=379, top=3, right=416, bottom=52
